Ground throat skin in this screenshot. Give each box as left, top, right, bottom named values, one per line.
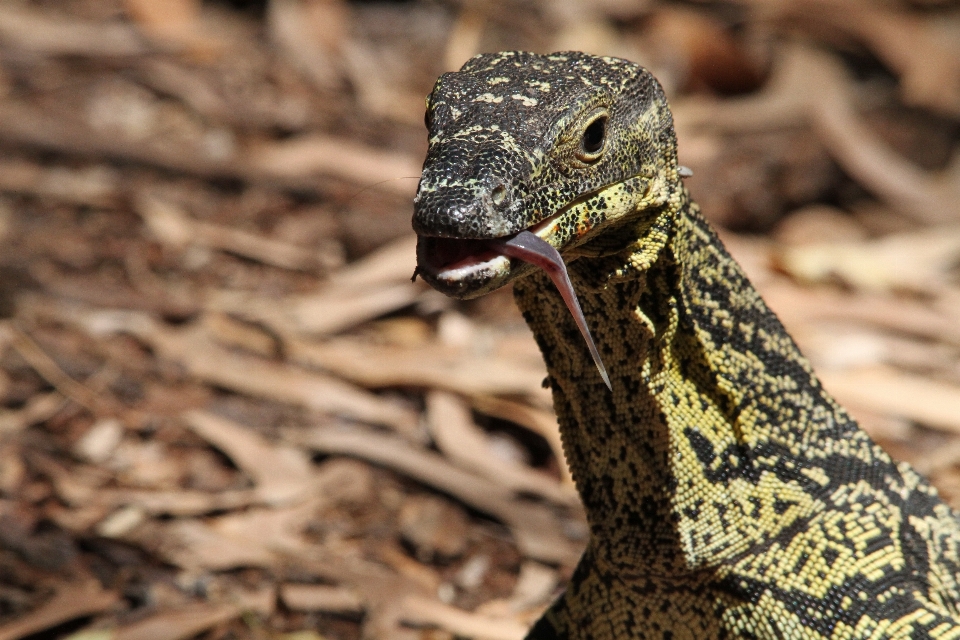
left=514, top=189, right=889, bottom=581
left=513, top=188, right=960, bottom=637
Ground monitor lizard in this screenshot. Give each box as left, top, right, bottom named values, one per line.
left=412, top=50, right=960, bottom=639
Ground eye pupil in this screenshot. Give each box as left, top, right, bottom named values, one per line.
left=582, top=117, right=606, bottom=154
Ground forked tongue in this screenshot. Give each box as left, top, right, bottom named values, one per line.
left=492, top=231, right=612, bottom=391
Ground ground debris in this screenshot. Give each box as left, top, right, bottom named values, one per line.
left=0, top=1, right=958, bottom=639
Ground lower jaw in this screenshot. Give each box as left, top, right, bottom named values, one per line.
left=415, top=210, right=568, bottom=299
left=415, top=238, right=517, bottom=299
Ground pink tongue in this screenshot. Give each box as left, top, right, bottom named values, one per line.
left=492, top=231, right=612, bottom=391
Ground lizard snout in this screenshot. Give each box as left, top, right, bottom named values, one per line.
left=413, top=175, right=517, bottom=239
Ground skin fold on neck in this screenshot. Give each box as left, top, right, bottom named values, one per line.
left=512, top=187, right=873, bottom=579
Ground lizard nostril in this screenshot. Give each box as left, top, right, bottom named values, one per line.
left=491, top=184, right=507, bottom=206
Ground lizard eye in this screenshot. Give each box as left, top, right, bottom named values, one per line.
left=579, top=116, right=607, bottom=160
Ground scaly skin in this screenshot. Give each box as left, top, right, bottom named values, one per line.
left=412, top=51, right=960, bottom=639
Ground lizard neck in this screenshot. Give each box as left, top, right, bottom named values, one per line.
left=513, top=189, right=869, bottom=577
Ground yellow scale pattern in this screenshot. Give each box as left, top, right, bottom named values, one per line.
left=412, top=50, right=960, bottom=639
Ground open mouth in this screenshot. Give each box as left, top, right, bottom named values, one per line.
left=417, top=210, right=564, bottom=280
left=418, top=236, right=503, bottom=273
left=414, top=234, right=515, bottom=308
left=415, top=214, right=611, bottom=390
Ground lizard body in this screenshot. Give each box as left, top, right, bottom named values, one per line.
left=412, top=51, right=960, bottom=639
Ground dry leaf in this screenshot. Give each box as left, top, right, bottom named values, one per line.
left=778, top=225, right=960, bottom=293
left=0, top=580, right=118, bottom=640
left=113, top=602, right=239, bottom=640
left=182, top=409, right=312, bottom=505
left=426, top=391, right=577, bottom=505
left=292, top=426, right=582, bottom=564
left=288, top=336, right=549, bottom=399
left=280, top=584, right=364, bottom=614
left=819, top=365, right=960, bottom=435
left=148, top=500, right=320, bottom=571
left=400, top=595, right=527, bottom=640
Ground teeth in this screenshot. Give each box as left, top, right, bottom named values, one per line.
left=491, top=231, right=612, bottom=391
left=445, top=255, right=506, bottom=276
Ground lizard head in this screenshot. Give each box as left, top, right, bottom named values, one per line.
left=413, top=50, right=681, bottom=299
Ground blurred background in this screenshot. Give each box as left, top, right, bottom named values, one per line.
left=0, top=0, right=958, bottom=638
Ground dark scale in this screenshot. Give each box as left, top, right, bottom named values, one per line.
left=412, top=51, right=960, bottom=639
